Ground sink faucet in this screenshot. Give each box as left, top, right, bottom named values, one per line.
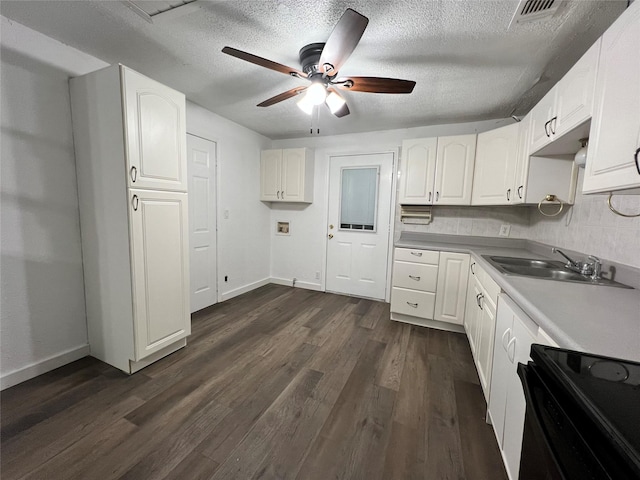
left=552, top=248, right=602, bottom=279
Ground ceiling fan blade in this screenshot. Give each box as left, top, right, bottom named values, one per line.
left=257, top=86, right=308, bottom=107
left=222, top=46, right=307, bottom=78
left=336, top=76, right=416, bottom=94
left=318, top=9, right=369, bottom=76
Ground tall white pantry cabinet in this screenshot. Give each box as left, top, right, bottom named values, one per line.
left=70, top=65, right=191, bottom=374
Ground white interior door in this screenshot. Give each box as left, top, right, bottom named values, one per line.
left=325, top=153, right=393, bottom=300
left=187, top=134, right=217, bottom=313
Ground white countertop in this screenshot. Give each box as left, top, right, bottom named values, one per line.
left=396, top=233, right=640, bottom=362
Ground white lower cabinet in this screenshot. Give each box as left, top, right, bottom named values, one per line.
left=391, top=249, right=469, bottom=331
left=464, top=260, right=500, bottom=400
left=129, top=189, right=190, bottom=360
left=488, top=293, right=556, bottom=480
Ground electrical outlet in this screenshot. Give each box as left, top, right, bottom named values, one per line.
left=499, top=224, right=511, bottom=237
left=315, top=271, right=320, bottom=280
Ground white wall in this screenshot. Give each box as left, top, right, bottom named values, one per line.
left=0, top=17, right=108, bottom=388
left=186, top=102, right=272, bottom=301
left=270, top=119, right=512, bottom=289
left=527, top=169, right=640, bottom=268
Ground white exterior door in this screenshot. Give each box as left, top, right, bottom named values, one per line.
left=187, top=134, right=217, bottom=313
left=326, top=153, right=393, bottom=300
left=129, top=189, right=190, bottom=360
left=122, top=67, right=187, bottom=192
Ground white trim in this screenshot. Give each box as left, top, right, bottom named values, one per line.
left=1, top=344, right=90, bottom=390
left=270, top=277, right=323, bottom=292
left=220, top=277, right=271, bottom=302
left=390, top=312, right=465, bottom=333
left=129, top=338, right=186, bottom=373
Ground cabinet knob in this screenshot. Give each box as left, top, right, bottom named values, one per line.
left=544, top=120, right=551, bottom=138
left=506, top=188, right=511, bottom=202
left=470, top=262, right=476, bottom=275
left=408, top=275, right=421, bottom=281
left=406, top=302, right=418, bottom=308
left=130, top=166, right=137, bottom=183
left=517, top=185, right=523, bottom=199
left=410, top=251, right=423, bottom=257
left=132, top=194, right=139, bottom=211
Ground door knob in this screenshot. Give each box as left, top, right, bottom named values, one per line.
left=328, top=233, right=334, bottom=239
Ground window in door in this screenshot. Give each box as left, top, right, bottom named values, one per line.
left=339, top=166, right=379, bottom=231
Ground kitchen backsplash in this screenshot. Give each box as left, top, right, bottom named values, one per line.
left=527, top=170, right=640, bottom=268
left=396, top=170, right=640, bottom=268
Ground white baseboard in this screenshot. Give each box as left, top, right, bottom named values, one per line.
left=270, top=277, right=323, bottom=292
left=1, top=344, right=90, bottom=390
left=219, top=277, right=271, bottom=302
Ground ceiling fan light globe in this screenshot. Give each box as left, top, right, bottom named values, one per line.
left=306, top=82, right=327, bottom=105
left=326, top=91, right=346, bottom=114
left=296, top=95, right=314, bottom=115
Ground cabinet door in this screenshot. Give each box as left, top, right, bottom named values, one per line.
left=476, top=299, right=496, bottom=399
left=511, top=115, right=531, bottom=204
left=281, top=148, right=306, bottom=201
left=129, top=189, right=190, bottom=360
left=554, top=39, right=600, bottom=138
left=488, top=295, right=515, bottom=449
left=528, top=88, right=556, bottom=154
left=466, top=281, right=482, bottom=354
left=471, top=123, right=519, bottom=205
left=433, top=134, right=476, bottom=205
left=399, top=138, right=438, bottom=204
left=583, top=3, right=640, bottom=194
left=463, top=262, right=478, bottom=350
left=434, top=252, right=470, bottom=325
left=260, top=149, right=282, bottom=201
left=502, top=307, right=539, bottom=480
left=122, top=67, right=187, bottom=192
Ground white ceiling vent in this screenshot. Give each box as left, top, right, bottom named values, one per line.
left=124, top=1, right=200, bottom=24
left=509, top=0, right=565, bottom=27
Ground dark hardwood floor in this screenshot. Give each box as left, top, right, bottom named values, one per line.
left=1, top=284, right=507, bottom=480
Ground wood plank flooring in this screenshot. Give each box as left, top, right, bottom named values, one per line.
left=1, top=284, right=507, bottom=480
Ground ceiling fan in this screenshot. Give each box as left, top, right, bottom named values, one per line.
left=221, top=8, right=416, bottom=118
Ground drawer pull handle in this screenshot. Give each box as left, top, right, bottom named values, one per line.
left=410, top=251, right=423, bottom=257
left=408, top=275, right=421, bottom=281
left=476, top=293, right=484, bottom=310
left=406, top=302, right=418, bottom=308
left=470, top=262, right=475, bottom=275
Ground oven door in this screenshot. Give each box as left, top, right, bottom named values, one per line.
left=517, top=362, right=611, bottom=480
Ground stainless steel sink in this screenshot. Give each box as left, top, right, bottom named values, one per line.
left=487, top=256, right=565, bottom=269
left=482, top=255, right=633, bottom=289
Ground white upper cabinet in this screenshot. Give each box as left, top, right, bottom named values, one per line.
left=583, top=2, right=640, bottom=194
left=529, top=40, right=600, bottom=154
left=399, top=135, right=476, bottom=205
left=399, top=137, right=438, bottom=204
left=434, top=134, right=477, bottom=205
left=260, top=148, right=314, bottom=202
left=123, top=67, right=187, bottom=192
left=472, top=123, right=519, bottom=205
left=510, top=115, right=532, bottom=204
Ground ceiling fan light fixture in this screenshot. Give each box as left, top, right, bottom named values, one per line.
left=306, top=82, right=327, bottom=105
left=326, top=91, right=346, bottom=114
left=296, top=94, right=314, bottom=115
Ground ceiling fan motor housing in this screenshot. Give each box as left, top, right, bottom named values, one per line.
left=299, top=43, right=328, bottom=78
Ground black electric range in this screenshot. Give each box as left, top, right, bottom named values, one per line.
left=518, top=344, right=640, bottom=479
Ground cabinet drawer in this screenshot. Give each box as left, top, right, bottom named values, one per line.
left=391, top=287, right=436, bottom=319
left=395, top=248, right=439, bottom=265
left=392, top=261, right=438, bottom=291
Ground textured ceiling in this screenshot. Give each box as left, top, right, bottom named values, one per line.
left=0, top=0, right=627, bottom=139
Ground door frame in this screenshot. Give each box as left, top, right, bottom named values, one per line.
left=186, top=131, right=220, bottom=304
left=322, top=147, right=399, bottom=303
